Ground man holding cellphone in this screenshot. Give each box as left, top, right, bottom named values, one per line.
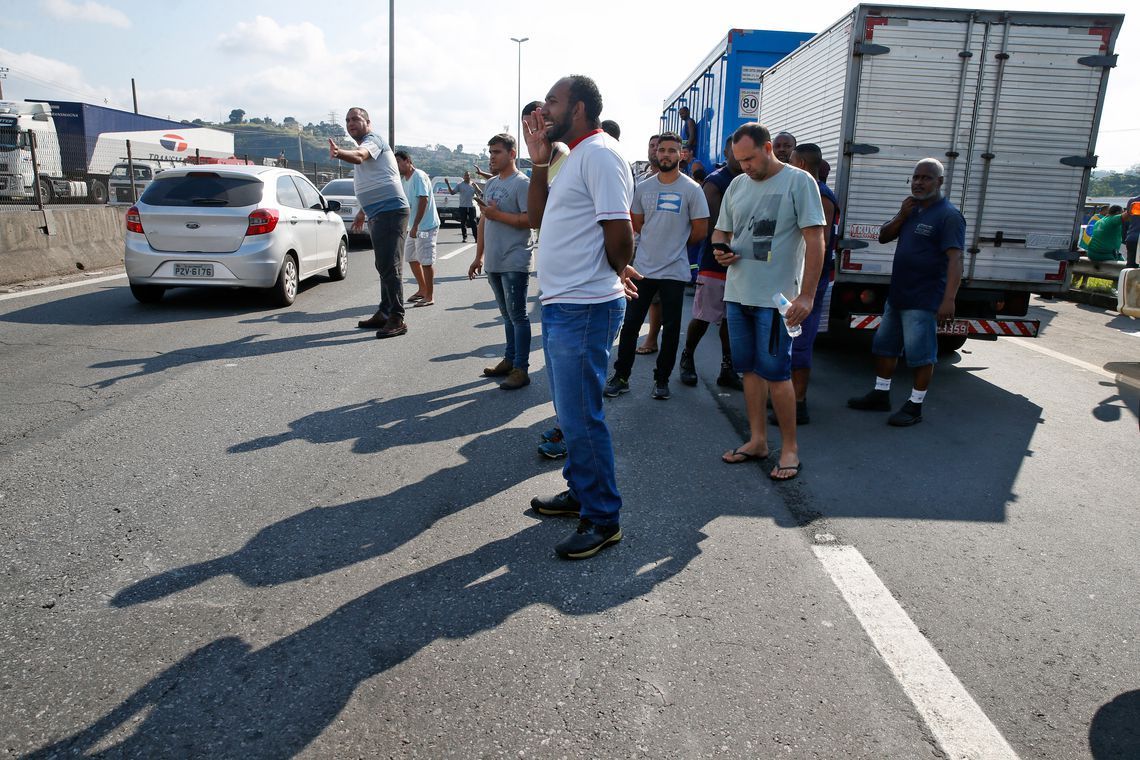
left=711, top=123, right=825, bottom=481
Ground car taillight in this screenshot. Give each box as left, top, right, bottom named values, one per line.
left=246, top=208, right=280, bottom=236
left=126, top=206, right=144, bottom=233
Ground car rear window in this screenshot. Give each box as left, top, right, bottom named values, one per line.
left=322, top=179, right=354, bottom=196
left=140, top=173, right=263, bottom=207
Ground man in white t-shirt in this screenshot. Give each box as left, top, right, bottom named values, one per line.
left=711, top=122, right=825, bottom=481
left=522, top=75, right=634, bottom=560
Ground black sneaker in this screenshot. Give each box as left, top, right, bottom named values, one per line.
left=651, top=380, right=671, bottom=400
left=603, top=374, right=630, bottom=398
left=716, top=366, right=743, bottom=391
left=555, top=519, right=622, bottom=559
left=530, top=490, right=580, bottom=516
left=768, top=399, right=810, bottom=426
left=679, top=349, right=698, bottom=386
left=888, top=400, right=923, bottom=426
left=847, top=389, right=891, bottom=411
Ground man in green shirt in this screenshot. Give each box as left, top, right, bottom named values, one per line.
left=1086, top=205, right=1130, bottom=262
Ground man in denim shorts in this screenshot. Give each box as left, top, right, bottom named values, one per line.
left=711, top=123, right=825, bottom=481
left=847, top=158, right=965, bottom=426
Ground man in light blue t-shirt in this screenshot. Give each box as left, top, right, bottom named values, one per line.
left=329, top=107, right=410, bottom=339
left=395, top=151, right=441, bottom=307
left=712, top=122, right=825, bottom=481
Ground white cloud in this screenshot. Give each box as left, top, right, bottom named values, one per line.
left=0, top=48, right=120, bottom=106
left=40, top=0, right=130, bottom=28
left=217, top=17, right=327, bottom=63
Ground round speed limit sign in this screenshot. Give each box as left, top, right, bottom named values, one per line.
left=738, top=90, right=759, bottom=118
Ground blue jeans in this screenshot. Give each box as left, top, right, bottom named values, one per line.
left=541, top=298, right=625, bottom=526
left=487, top=271, right=532, bottom=372
left=872, top=301, right=938, bottom=367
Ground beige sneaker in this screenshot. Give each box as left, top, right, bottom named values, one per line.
left=483, top=358, right=513, bottom=377
left=499, top=368, right=530, bottom=390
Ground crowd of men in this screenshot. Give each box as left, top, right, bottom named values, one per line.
left=329, top=74, right=966, bottom=560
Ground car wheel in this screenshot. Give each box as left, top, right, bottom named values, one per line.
left=129, top=283, right=165, bottom=303
left=272, top=253, right=299, bottom=306
left=328, top=238, right=348, bottom=281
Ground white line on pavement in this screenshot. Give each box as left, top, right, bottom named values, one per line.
left=813, top=544, right=1020, bottom=760
left=0, top=273, right=127, bottom=302
left=1007, top=338, right=1140, bottom=391
left=440, top=243, right=475, bottom=261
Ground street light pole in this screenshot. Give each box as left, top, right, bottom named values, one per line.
left=389, top=0, right=396, bottom=148
left=510, top=37, right=529, bottom=144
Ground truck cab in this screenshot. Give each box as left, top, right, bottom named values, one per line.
left=0, top=100, right=65, bottom=203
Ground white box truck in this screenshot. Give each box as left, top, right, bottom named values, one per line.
left=756, top=4, right=1124, bottom=349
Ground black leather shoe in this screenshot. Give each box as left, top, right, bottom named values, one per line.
left=848, top=389, right=891, bottom=411
left=888, top=400, right=923, bottom=426
left=375, top=317, right=407, bottom=339
left=357, top=310, right=388, bottom=328
left=555, top=519, right=622, bottom=559
left=679, top=349, right=698, bottom=386
left=530, top=490, right=580, bottom=516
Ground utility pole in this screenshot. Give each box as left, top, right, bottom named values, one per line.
left=0, top=67, right=9, bottom=100
left=131, top=78, right=138, bottom=113
left=510, top=37, right=529, bottom=142
left=389, top=0, right=396, bottom=148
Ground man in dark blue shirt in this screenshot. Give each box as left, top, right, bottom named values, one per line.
left=848, top=158, right=965, bottom=426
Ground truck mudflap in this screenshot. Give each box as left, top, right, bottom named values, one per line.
left=849, top=314, right=1039, bottom=338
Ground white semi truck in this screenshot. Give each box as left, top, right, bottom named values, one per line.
left=0, top=99, right=233, bottom=204
left=756, top=4, right=1124, bottom=350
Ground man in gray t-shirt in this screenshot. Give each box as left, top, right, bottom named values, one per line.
left=445, top=172, right=480, bottom=242
left=606, top=132, right=708, bottom=400
left=711, top=123, right=825, bottom=481
left=468, top=134, right=533, bottom=391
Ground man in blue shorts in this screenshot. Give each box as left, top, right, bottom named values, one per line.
left=711, top=123, right=825, bottom=481
left=847, top=158, right=965, bottom=426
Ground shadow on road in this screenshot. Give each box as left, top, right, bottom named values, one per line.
left=1089, top=690, right=1140, bottom=758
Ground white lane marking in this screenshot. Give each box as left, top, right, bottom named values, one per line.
left=1007, top=338, right=1140, bottom=391
left=439, top=243, right=475, bottom=261
left=813, top=545, right=1019, bottom=760
left=0, top=273, right=127, bottom=302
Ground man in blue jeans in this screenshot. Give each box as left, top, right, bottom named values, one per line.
left=330, top=107, right=410, bottom=339
left=468, top=133, right=533, bottom=391
left=522, top=75, right=635, bottom=559
left=847, top=158, right=965, bottom=426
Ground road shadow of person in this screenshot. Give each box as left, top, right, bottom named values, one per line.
left=1089, top=690, right=1140, bottom=758
left=86, top=330, right=374, bottom=389
left=113, top=377, right=553, bottom=607
left=32, top=512, right=704, bottom=758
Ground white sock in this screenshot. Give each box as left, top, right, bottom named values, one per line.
left=910, top=389, right=927, bottom=404
left=874, top=377, right=892, bottom=391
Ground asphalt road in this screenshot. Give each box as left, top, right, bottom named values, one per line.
left=1, top=226, right=1137, bottom=759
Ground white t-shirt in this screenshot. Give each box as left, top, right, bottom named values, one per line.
left=536, top=131, right=633, bottom=304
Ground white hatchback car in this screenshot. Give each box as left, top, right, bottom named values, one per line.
left=124, top=165, right=348, bottom=306
left=319, top=178, right=367, bottom=243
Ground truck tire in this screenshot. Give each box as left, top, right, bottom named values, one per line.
left=937, top=334, right=968, bottom=355
left=88, top=179, right=108, bottom=204
left=37, top=177, right=54, bottom=205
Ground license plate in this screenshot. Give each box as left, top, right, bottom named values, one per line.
left=937, top=320, right=969, bottom=336
left=173, top=263, right=213, bottom=278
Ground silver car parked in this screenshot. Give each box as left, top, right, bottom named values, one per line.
left=319, top=178, right=367, bottom=242
left=125, top=165, right=349, bottom=306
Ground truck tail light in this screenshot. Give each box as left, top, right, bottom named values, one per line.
left=246, top=208, right=280, bottom=236
left=126, top=206, right=144, bottom=233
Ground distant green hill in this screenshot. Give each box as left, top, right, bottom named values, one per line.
left=192, top=121, right=492, bottom=181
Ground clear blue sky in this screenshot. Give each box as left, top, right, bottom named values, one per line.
left=2, top=0, right=1136, bottom=170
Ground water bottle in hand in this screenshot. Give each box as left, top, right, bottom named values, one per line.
left=772, top=293, right=802, bottom=338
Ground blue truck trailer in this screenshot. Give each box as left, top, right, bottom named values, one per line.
left=660, top=29, right=813, bottom=171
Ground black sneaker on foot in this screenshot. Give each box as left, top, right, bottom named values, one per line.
left=768, top=399, right=810, bottom=425
left=716, top=367, right=743, bottom=391
left=530, top=490, right=580, bottom=516
left=651, top=380, right=671, bottom=400
left=555, top=519, right=622, bottom=559
left=679, top=349, right=698, bottom=386
left=888, top=400, right=923, bottom=426
left=848, top=389, right=891, bottom=411
left=603, top=374, right=630, bottom=397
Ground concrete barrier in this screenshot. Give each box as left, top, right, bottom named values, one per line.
left=0, top=207, right=126, bottom=286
